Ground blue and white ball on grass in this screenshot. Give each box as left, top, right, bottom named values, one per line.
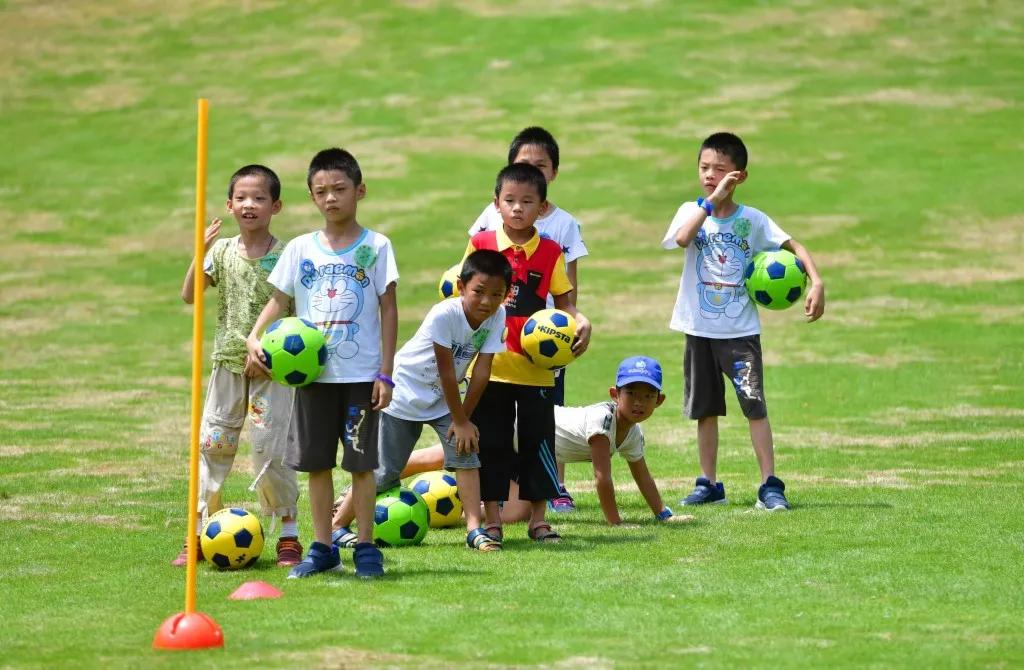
left=409, top=471, right=462, bottom=528
left=744, top=250, right=807, bottom=311
left=373, top=487, right=429, bottom=547
left=520, top=308, right=577, bottom=370
left=200, top=507, right=264, bottom=570
left=260, top=316, right=327, bottom=387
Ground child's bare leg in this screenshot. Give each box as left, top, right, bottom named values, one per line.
left=483, top=501, right=503, bottom=529
left=456, top=469, right=483, bottom=530
left=307, top=469, right=334, bottom=546
left=331, top=488, right=356, bottom=530
left=557, top=461, right=566, bottom=485
left=748, top=417, right=776, bottom=483
left=500, top=479, right=532, bottom=523
left=351, top=471, right=376, bottom=544
left=400, top=445, right=445, bottom=479
left=697, top=416, right=719, bottom=481
left=528, top=499, right=547, bottom=526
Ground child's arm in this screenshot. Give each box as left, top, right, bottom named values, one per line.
left=244, top=289, right=291, bottom=375
left=435, top=344, right=479, bottom=455
left=180, top=219, right=222, bottom=303
left=672, top=172, right=744, bottom=247
left=375, top=282, right=398, bottom=411
left=588, top=435, right=623, bottom=524
left=781, top=238, right=826, bottom=322
left=552, top=293, right=592, bottom=357
left=461, top=352, right=493, bottom=420
left=566, top=260, right=578, bottom=307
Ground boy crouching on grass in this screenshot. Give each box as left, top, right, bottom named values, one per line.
left=332, top=250, right=511, bottom=551
left=174, top=164, right=302, bottom=568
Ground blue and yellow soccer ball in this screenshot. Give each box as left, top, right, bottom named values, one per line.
left=520, top=308, right=577, bottom=370
left=744, top=250, right=808, bottom=311
left=438, top=263, right=462, bottom=300
left=261, top=316, right=327, bottom=387
left=373, top=487, right=429, bottom=547
left=409, top=471, right=462, bottom=528
left=200, top=507, right=264, bottom=570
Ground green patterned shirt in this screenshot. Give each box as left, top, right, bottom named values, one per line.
left=203, top=236, right=290, bottom=373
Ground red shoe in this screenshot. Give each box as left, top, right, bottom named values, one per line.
left=171, top=540, right=203, bottom=566
left=276, top=537, right=303, bottom=567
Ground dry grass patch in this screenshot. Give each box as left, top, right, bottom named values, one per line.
left=778, top=427, right=1023, bottom=450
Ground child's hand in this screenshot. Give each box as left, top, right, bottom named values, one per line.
left=571, top=313, right=592, bottom=357
left=243, top=355, right=269, bottom=379
left=204, top=219, right=222, bottom=249
left=372, top=379, right=393, bottom=411
left=447, top=419, right=480, bottom=455
left=805, top=283, right=825, bottom=322
left=707, top=171, right=744, bottom=207
left=245, top=335, right=271, bottom=377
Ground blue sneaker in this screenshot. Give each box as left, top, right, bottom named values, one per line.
left=287, top=541, right=343, bottom=579
left=548, top=486, right=576, bottom=513
left=756, top=476, right=790, bottom=511
left=353, top=542, right=384, bottom=579
left=332, top=526, right=358, bottom=549
left=680, top=477, right=727, bottom=506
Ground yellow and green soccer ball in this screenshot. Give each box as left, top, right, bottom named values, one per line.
left=200, top=507, right=264, bottom=570
left=744, top=250, right=807, bottom=311
left=438, top=263, right=462, bottom=299
left=409, top=471, right=462, bottom=528
left=261, top=316, right=327, bottom=387
left=521, top=308, right=577, bottom=370
left=373, top=487, right=429, bottom=547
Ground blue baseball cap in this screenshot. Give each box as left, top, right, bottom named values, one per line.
left=615, top=356, right=663, bottom=391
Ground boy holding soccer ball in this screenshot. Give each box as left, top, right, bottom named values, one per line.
left=246, top=148, right=399, bottom=578
left=174, top=164, right=302, bottom=568
left=332, top=250, right=512, bottom=552
left=464, top=163, right=592, bottom=544
left=661, top=132, right=825, bottom=511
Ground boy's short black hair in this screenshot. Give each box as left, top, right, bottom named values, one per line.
left=494, top=163, right=548, bottom=201
left=699, top=132, right=748, bottom=170
left=460, top=249, right=512, bottom=289
left=307, top=148, right=362, bottom=189
left=228, top=164, right=281, bottom=201
left=508, top=126, right=560, bottom=170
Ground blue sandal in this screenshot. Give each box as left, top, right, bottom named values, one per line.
left=467, top=528, right=502, bottom=552
left=331, top=526, right=358, bottom=549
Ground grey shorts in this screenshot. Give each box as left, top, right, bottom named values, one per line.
left=285, top=382, right=379, bottom=473
left=684, top=334, right=768, bottom=420
left=375, top=412, right=480, bottom=492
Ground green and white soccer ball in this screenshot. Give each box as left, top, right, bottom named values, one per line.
left=409, top=471, right=463, bottom=528
left=372, top=487, right=429, bottom=547
left=260, top=317, right=327, bottom=387
left=200, top=507, right=264, bottom=570
left=744, top=250, right=807, bottom=311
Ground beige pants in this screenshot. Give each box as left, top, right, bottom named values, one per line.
left=199, top=365, right=298, bottom=519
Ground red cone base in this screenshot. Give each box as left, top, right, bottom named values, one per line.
left=229, top=580, right=283, bottom=600
left=153, top=611, right=224, bottom=650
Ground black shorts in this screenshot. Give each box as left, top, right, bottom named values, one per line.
left=285, top=382, right=379, bottom=473
left=684, top=334, right=768, bottom=420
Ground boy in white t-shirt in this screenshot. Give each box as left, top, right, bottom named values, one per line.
left=246, top=148, right=399, bottom=578
left=331, top=249, right=510, bottom=551
left=661, top=132, right=826, bottom=511
left=468, top=126, right=587, bottom=512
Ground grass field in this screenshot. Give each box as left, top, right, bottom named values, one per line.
left=2, top=1, right=1023, bottom=668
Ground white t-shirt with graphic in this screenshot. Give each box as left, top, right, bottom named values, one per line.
left=661, top=203, right=789, bottom=338
left=268, top=229, right=399, bottom=383
left=386, top=298, right=506, bottom=422
left=554, top=401, right=646, bottom=464
left=469, top=202, right=587, bottom=308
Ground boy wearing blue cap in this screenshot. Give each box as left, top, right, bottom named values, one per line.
left=540, top=356, right=690, bottom=525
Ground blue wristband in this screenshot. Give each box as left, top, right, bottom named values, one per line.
left=375, top=373, right=395, bottom=388
left=656, top=507, right=674, bottom=521
left=697, top=198, right=713, bottom=216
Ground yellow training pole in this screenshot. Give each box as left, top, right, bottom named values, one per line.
left=154, top=99, right=222, bottom=650
left=185, top=97, right=209, bottom=614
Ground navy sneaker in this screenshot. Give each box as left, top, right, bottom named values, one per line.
left=680, top=477, right=727, bottom=506
left=287, top=541, right=343, bottom=579
left=353, top=542, right=384, bottom=579
left=756, top=476, right=790, bottom=511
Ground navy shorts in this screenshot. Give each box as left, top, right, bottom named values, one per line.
left=684, top=334, right=768, bottom=420
left=285, top=382, right=379, bottom=473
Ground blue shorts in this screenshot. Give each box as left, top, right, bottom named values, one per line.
left=375, top=412, right=480, bottom=492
